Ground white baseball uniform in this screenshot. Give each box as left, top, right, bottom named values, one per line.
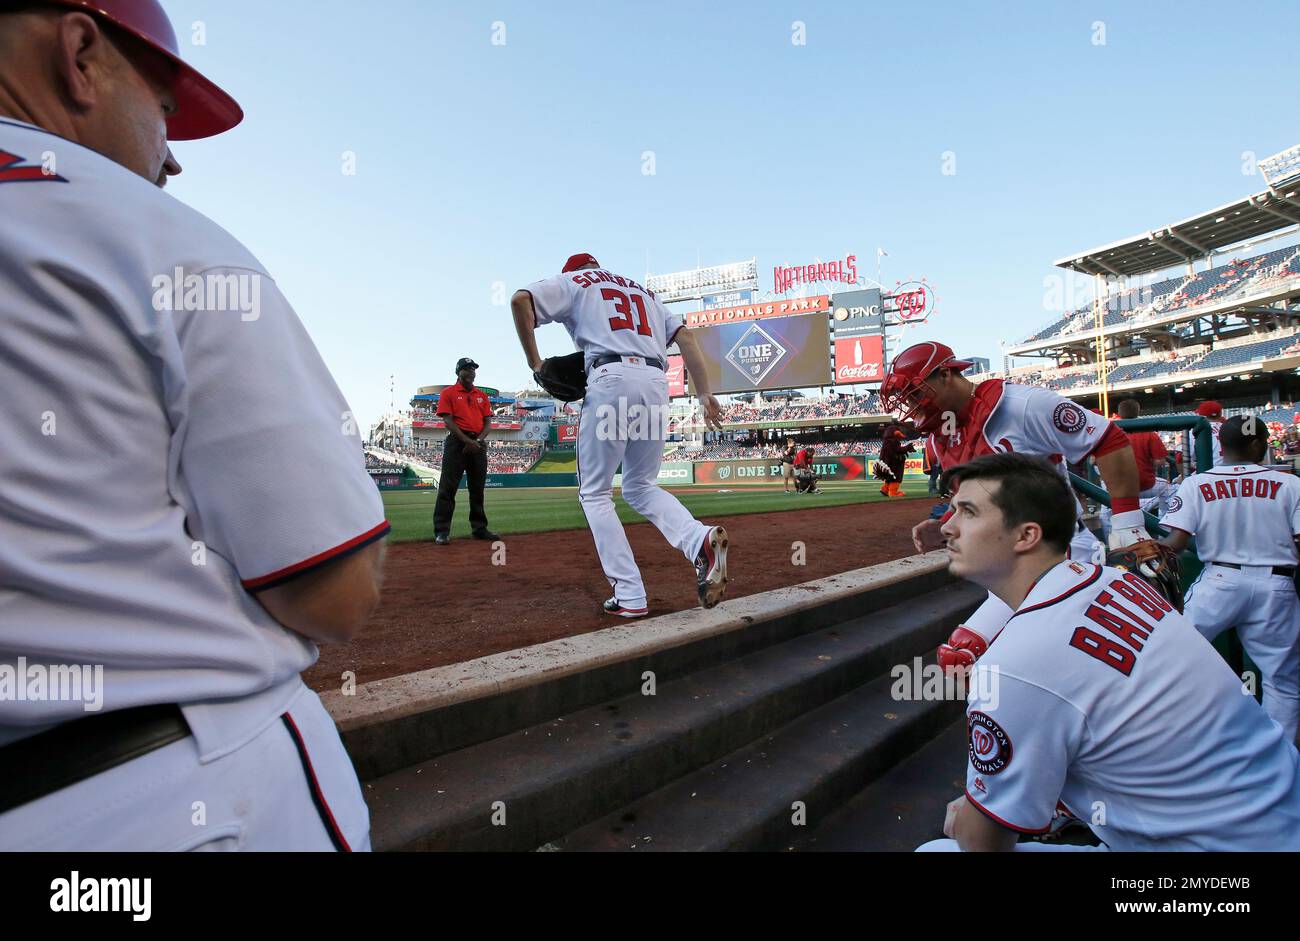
left=1162, top=463, right=1300, bottom=742
left=920, top=561, right=1300, bottom=851
left=929, top=381, right=1112, bottom=643
left=0, top=118, right=383, bottom=850
left=524, top=268, right=710, bottom=609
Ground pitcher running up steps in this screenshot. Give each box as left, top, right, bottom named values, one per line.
left=512, top=253, right=732, bottom=617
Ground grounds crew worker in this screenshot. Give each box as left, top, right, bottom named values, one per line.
left=434, top=357, right=500, bottom=545
left=0, top=0, right=386, bottom=850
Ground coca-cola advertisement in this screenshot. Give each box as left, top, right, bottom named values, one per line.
left=666, top=355, right=687, bottom=397
left=833, top=335, right=884, bottom=384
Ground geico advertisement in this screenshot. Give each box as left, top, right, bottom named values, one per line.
left=694, top=455, right=867, bottom=484
left=657, top=462, right=695, bottom=483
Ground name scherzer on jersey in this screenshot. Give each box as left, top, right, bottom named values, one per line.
left=524, top=269, right=682, bottom=367
left=930, top=381, right=1114, bottom=640
left=1162, top=464, right=1300, bottom=566
left=965, top=561, right=1300, bottom=850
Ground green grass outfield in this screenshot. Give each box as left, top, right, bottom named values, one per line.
left=383, top=479, right=939, bottom=543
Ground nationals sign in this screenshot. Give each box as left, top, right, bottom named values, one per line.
left=773, top=255, right=858, bottom=294
left=686, top=294, right=830, bottom=327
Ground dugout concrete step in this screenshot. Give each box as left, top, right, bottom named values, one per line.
left=791, top=716, right=968, bottom=852
left=549, top=665, right=965, bottom=852
left=364, top=581, right=982, bottom=851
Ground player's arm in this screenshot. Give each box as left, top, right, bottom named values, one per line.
left=946, top=796, right=1019, bottom=852
left=674, top=328, right=722, bottom=432
left=1159, top=527, right=1192, bottom=553
left=511, top=291, right=545, bottom=372
left=258, top=541, right=387, bottom=645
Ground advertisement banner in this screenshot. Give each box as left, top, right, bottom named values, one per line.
left=657, top=461, right=695, bottom=484
left=693, top=455, right=868, bottom=485
left=685, top=294, right=829, bottom=328
left=557, top=424, right=579, bottom=443
left=687, top=313, right=832, bottom=395
left=833, top=335, right=885, bottom=384
left=666, top=355, right=687, bottom=397
left=830, top=289, right=884, bottom=337
left=702, top=290, right=755, bottom=310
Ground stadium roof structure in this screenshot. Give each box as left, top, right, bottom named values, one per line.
left=1055, top=187, right=1300, bottom=278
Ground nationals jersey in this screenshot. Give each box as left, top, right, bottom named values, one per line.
left=966, top=561, right=1300, bottom=850
left=1162, top=464, right=1300, bottom=566
left=928, top=381, right=1117, bottom=501
left=524, top=268, right=683, bottom=367
left=0, top=119, right=387, bottom=756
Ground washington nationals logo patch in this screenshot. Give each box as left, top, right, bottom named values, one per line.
left=968, top=711, right=1012, bottom=775
left=1168, top=495, right=1183, bottom=513
left=1052, top=402, right=1087, bottom=434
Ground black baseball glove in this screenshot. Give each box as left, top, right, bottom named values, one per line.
left=1105, top=539, right=1184, bottom=613
left=533, top=351, right=587, bottom=402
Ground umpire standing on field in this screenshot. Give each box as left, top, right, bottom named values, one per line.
left=433, top=358, right=499, bottom=545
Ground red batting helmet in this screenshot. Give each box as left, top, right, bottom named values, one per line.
left=880, top=341, right=973, bottom=434
left=37, top=0, right=243, bottom=140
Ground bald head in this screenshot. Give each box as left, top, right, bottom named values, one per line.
left=0, top=5, right=176, bottom=182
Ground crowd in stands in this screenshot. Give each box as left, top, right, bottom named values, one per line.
left=386, top=440, right=543, bottom=474
left=1014, top=329, right=1300, bottom=396
left=684, top=392, right=882, bottom=427
left=1020, top=243, right=1300, bottom=346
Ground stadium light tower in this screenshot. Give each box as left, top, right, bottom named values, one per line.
left=1259, top=145, right=1300, bottom=194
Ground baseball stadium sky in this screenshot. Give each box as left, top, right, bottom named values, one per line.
left=162, top=0, right=1298, bottom=430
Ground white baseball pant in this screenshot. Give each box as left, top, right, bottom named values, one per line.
left=0, top=683, right=370, bottom=851
left=1183, top=563, right=1300, bottom=743
left=577, top=360, right=710, bottom=609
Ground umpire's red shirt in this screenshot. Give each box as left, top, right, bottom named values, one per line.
left=436, top=383, right=492, bottom=435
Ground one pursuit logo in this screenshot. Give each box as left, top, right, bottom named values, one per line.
left=725, top=323, right=787, bottom=386
left=50, top=871, right=151, bottom=922
left=968, top=710, right=1013, bottom=775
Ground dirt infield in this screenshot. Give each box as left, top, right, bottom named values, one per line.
left=302, top=495, right=940, bottom=692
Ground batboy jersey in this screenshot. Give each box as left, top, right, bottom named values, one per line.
left=965, top=561, right=1300, bottom=850
left=929, top=380, right=1124, bottom=640
left=523, top=269, right=683, bottom=368
left=0, top=119, right=388, bottom=758
left=1162, top=464, right=1300, bottom=566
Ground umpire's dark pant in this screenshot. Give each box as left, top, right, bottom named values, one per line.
left=434, top=433, right=489, bottom=537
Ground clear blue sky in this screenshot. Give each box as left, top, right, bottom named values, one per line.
left=163, top=0, right=1298, bottom=429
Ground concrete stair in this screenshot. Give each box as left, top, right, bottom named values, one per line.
left=363, top=576, right=982, bottom=852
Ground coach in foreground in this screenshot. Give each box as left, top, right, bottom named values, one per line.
left=919, top=454, right=1300, bottom=852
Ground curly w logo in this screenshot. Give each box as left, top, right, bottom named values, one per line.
left=0, top=150, right=66, bottom=184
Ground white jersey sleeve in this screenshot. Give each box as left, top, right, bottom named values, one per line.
left=173, top=274, right=388, bottom=590
left=659, top=296, right=685, bottom=347
left=1160, top=476, right=1203, bottom=535
left=525, top=274, right=578, bottom=327
left=1011, top=386, right=1113, bottom=465
left=965, top=669, right=1087, bottom=833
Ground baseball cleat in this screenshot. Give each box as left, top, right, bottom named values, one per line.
left=695, top=525, right=729, bottom=609
left=434, top=534, right=450, bottom=545
left=603, top=598, right=648, bottom=618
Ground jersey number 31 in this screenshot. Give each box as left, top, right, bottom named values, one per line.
left=603, top=289, right=653, bottom=337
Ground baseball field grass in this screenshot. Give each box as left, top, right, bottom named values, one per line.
left=381, top=478, right=939, bottom=542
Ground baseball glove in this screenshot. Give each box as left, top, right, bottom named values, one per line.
left=1105, top=539, right=1184, bottom=613
left=533, top=351, right=587, bottom=402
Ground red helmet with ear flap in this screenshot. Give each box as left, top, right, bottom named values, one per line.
left=880, top=341, right=973, bottom=434
left=39, top=0, right=243, bottom=140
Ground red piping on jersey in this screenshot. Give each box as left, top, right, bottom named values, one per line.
left=1005, top=564, right=1103, bottom=622
left=964, top=789, right=1052, bottom=835
left=667, top=323, right=684, bottom=347
left=281, top=712, right=352, bottom=852
left=1203, top=468, right=1275, bottom=476
left=1089, top=421, right=1130, bottom=458
left=243, top=520, right=390, bottom=592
